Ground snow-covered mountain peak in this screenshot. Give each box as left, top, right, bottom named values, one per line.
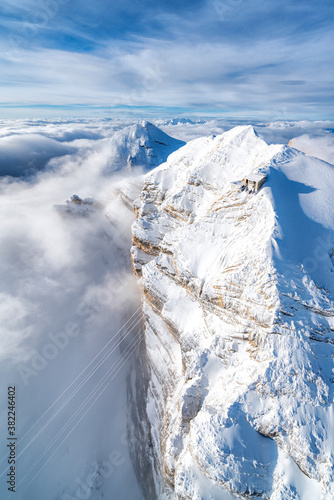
left=131, top=126, right=334, bottom=499
left=221, top=122, right=257, bottom=140
left=138, top=119, right=151, bottom=129
left=101, top=121, right=185, bottom=174
left=126, top=120, right=154, bottom=137
left=156, top=117, right=207, bottom=126
left=135, top=125, right=282, bottom=226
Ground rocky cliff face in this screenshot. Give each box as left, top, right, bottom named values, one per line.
left=131, top=126, right=334, bottom=499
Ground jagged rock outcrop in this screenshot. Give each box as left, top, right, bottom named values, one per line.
left=131, top=126, right=334, bottom=499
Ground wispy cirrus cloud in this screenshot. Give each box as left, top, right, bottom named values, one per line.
left=0, top=0, right=333, bottom=118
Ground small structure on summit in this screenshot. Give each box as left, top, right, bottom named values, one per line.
left=242, top=173, right=267, bottom=193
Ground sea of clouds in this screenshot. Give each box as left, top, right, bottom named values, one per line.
left=0, top=116, right=333, bottom=500
left=0, top=117, right=146, bottom=500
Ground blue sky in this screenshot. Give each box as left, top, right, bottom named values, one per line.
left=0, top=0, right=333, bottom=118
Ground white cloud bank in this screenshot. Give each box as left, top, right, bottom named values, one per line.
left=0, top=118, right=146, bottom=500
left=0, top=133, right=74, bottom=176
left=288, top=133, right=334, bottom=165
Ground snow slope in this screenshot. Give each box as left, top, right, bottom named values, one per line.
left=131, top=126, right=334, bottom=499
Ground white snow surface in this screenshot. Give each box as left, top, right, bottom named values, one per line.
left=132, top=125, right=334, bottom=499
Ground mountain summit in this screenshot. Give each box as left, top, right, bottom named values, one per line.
left=131, top=125, right=334, bottom=499
left=103, top=121, right=185, bottom=174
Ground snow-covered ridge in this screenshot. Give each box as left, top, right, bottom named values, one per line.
left=156, top=118, right=206, bottom=126
left=131, top=126, right=334, bottom=499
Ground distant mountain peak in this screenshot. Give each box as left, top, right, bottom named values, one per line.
left=157, top=117, right=207, bottom=126
left=102, top=121, right=185, bottom=174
